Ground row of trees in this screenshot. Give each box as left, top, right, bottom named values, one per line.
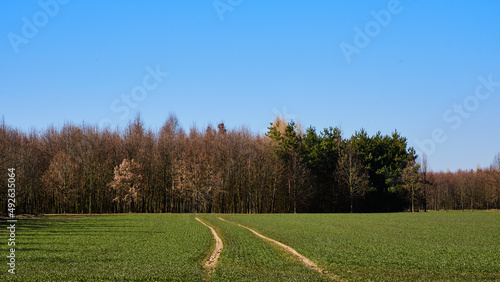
left=1, top=115, right=499, bottom=214
left=424, top=164, right=500, bottom=211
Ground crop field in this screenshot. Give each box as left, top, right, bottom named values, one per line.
left=1, top=214, right=213, bottom=281
left=2, top=211, right=499, bottom=281
left=199, top=216, right=328, bottom=281
left=221, top=211, right=500, bottom=280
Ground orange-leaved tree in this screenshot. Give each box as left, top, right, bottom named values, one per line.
left=109, top=159, right=144, bottom=212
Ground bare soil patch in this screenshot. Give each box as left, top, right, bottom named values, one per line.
left=196, top=217, right=223, bottom=271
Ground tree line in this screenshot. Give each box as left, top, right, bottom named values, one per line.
left=425, top=163, right=500, bottom=211
left=1, top=115, right=499, bottom=214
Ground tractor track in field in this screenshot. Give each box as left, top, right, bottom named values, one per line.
left=195, top=217, right=223, bottom=271
left=218, top=217, right=344, bottom=281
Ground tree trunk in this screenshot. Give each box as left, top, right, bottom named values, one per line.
left=411, top=185, right=415, bottom=212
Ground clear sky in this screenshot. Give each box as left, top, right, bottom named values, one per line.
left=1, top=0, right=499, bottom=172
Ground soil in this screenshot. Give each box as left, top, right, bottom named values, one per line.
left=196, top=217, right=223, bottom=271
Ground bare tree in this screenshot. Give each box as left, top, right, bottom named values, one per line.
left=42, top=150, right=81, bottom=213
left=420, top=153, right=429, bottom=212
left=337, top=141, right=369, bottom=213
left=492, top=153, right=500, bottom=171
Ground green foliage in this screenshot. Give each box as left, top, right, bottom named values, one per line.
left=222, top=212, right=500, bottom=281
left=269, top=123, right=419, bottom=212
left=267, top=119, right=301, bottom=159
left=350, top=129, right=418, bottom=211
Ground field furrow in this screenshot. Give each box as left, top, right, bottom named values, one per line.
left=221, top=212, right=500, bottom=281
left=199, top=215, right=329, bottom=281
left=3, top=212, right=499, bottom=281
left=218, top=216, right=341, bottom=280
left=196, top=217, right=223, bottom=270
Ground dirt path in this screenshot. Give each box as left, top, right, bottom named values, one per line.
left=218, top=217, right=343, bottom=281
left=195, top=217, right=223, bottom=271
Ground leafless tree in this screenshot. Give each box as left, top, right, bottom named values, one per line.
left=42, top=150, right=81, bottom=213
left=337, top=142, right=369, bottom=213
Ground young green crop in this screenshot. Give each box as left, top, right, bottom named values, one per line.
left=221, top=211, right=500, bottom=281
left=199, top=215, right=328, bottom=281
left=1, top=214, right=212, bottom=281
left=4, top=212, right=498, bottom=281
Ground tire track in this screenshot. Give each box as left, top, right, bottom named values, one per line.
left=218, top=217, right=344, bottom=281
left=195, top=217, right=223, bottom=271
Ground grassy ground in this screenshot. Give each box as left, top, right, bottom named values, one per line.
left=2, top=211, right=499, bottom=280
left=199, top=215, right=328, bottom=281
left=221, top=211, right=500, bottom=281
left=1, top=214, right=212, bottom=281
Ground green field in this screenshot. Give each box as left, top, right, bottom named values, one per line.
left=199, top=216, right=328, bottom=281
left=221, top=212, right=500, bottom=280
left=2, top=212, right=499, bottom=281
left=2, top=214, right=213, bottom=281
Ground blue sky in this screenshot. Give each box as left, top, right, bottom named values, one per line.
left=1, top=0, right=499, bottom=172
